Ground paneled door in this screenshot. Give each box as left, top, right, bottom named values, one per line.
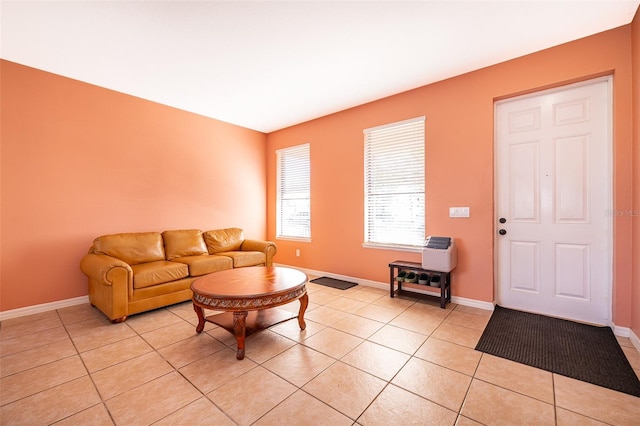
left=495, top=77, right=612, bottom=325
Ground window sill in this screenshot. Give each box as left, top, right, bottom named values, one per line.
left=276, top=236, right=312, bottom=243
left=362, top=242, right=422, bottom=253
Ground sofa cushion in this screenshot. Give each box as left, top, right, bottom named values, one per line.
left=171, top=255, right=233, bottom=276
left=132, top=277, right=193, bottom=302
left=162, top=229, right=208, bottom=261
left=204, top=228, right=244, bottom=254
left=221, top=251, right=266, bottom=268
left=131, top=261, right=189, bottom=289
left=92, top=232, right=165, bottom=266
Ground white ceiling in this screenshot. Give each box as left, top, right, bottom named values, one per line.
left=2, top=1, right=638, bottom=133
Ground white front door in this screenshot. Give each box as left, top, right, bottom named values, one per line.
left=495, top=77, right=612, bottom=325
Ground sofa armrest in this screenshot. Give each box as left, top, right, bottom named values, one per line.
left=80, top=253, right=133, bottom=322
left=80, top=253, right=133, bottom=286
left=240, top=240, right=277, bottom=266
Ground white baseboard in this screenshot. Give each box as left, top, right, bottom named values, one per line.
left=612, top=323, right=640, bottom=352
left=0, top=296, right=90, bottom=322
left=628, top=328, right=640, bottom=351
left=612, top=322, right=631, bottom=337
left=277, top=264, right=494, bottom=313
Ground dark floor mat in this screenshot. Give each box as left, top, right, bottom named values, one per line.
left=310, top=277, right=358, bottom=290
left=475, top=305, right=640, bottom=397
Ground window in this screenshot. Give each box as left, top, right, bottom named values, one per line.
left=364, top=116, right=425, bottom=248
left=276, top=143, right=311, bottom=240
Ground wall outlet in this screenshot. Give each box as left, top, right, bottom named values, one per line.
left=449, top=207, right=470, bottom=218
left=295, top=249, right=300, bottom=257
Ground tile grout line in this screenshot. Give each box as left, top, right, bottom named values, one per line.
left=56, top=308, right=117, bottom=425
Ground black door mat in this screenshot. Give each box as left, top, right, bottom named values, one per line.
left=475, top=305, right=640, bottom=397
left=310, top=277, right=358, bottom=290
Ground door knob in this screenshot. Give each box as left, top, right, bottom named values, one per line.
left=499, top=229, right=507, bottom=235
left=499, top=218, right=506, bottom=223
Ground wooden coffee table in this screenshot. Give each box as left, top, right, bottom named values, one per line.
left=191, top=266, right=308, bottom=360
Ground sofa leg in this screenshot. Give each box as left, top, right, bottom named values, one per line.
left=111, top=316, right=127, bottom=323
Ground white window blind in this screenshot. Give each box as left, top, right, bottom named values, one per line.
left=364, top=117, right=425, bottom=247
left=276, top=143, right=311, bottom=239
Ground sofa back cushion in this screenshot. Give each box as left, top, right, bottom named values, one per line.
left=162, top=229, right=208, bottom=260
left=204, top=228, right=244, bottom=254
left=92, top=232, right=165, bottom=265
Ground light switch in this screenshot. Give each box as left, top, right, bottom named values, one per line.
left=449, top=207, right=470, bottom=218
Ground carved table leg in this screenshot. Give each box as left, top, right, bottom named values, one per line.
left=193, top=303, right=205, bottom=333
left=297, top=292, right=308, bottom=330
left=233, top=311, right=248, bottom=360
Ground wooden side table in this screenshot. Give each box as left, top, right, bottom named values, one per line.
left=389, top=260, right=451, bottom=308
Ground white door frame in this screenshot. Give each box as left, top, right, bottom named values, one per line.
left=493, top=76, right=613, bottom=325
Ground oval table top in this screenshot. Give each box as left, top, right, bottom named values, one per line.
left=191, top=266, right=307, bottom=300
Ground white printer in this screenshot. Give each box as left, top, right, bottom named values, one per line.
left=422, top=236, right=458, bottom=272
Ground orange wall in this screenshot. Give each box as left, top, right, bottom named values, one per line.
left=632, top=8, right=640, bottom=337
left=266, top=25, right=636, bottom=326
left=0, top=60, right=268, bottom=312
left=2, top=21, right=638, bottom=329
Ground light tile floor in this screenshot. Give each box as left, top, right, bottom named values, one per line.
left=1, top=278, right=640, bottom=425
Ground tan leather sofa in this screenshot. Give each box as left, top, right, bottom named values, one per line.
left=80, top=228, right=276, bottom=322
